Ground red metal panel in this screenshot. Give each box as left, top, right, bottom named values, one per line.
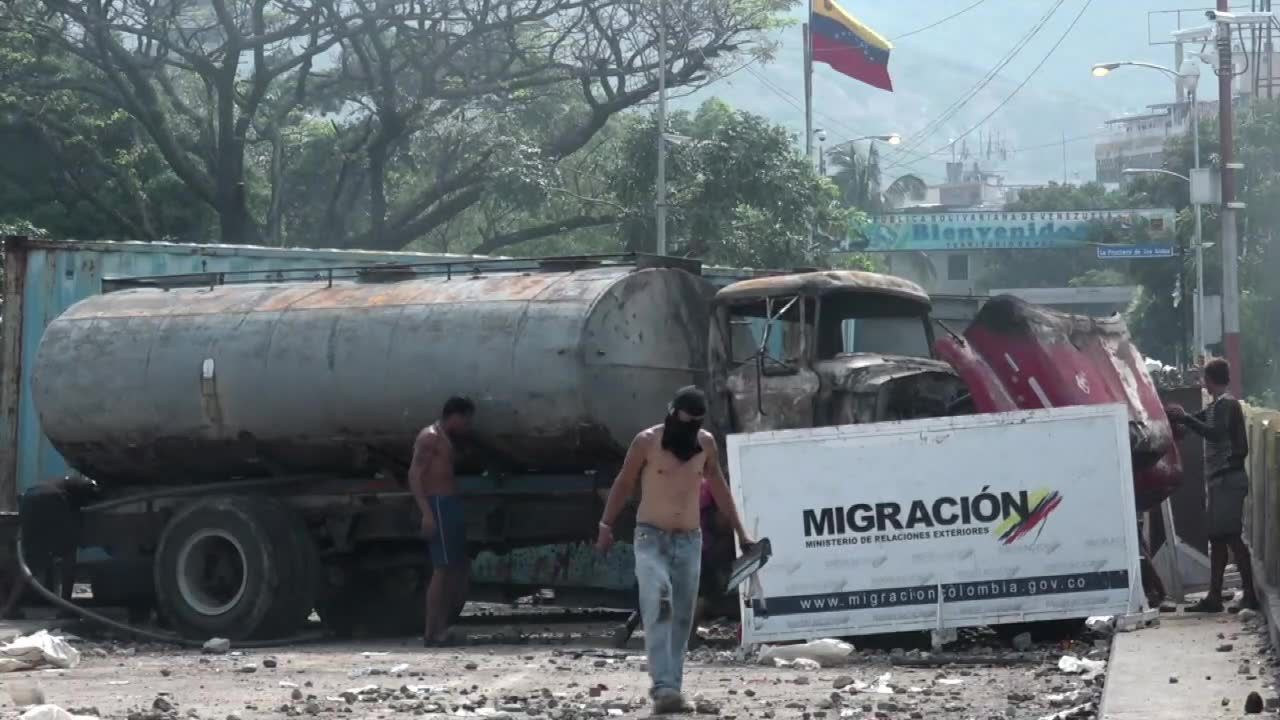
left=935, top=295, right=1181, bottom=512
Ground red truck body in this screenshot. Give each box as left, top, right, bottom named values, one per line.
left=935, top=295, right=1181, bottom=512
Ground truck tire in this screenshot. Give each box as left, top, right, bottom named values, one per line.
left=153, top=497, right=316, bottom=640
left=318, top=563, right=463, bottom=638
left=254, top=499, right=320, bottom=638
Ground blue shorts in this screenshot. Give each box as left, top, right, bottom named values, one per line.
left=426, top=496, right=466, bottom=568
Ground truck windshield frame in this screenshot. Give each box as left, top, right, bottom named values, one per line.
left=724, top=291, right=934, bottom=368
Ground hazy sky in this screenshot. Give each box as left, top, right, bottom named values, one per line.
left=678, top=0, right=1241, bottom=184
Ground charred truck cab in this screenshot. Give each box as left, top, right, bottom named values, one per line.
left=709, top=271, right=972, bottom=434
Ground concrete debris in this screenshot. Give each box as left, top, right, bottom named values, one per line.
left=0, top=631, right=81, bottom=672
left=758, top=639, right=854, bottom=668
left=1215, top=643, right=1233, bottom=652
left=201, top=639, right=230, bottom=655
left=1056, top=655, right=1105, bottom=680
left=1168, top=675, right=1178, bottom=684
left=1238, top=608, right=1259, bottom=622
left=1245, top=691, right=1263, bottom=714
left=263, top=658, right=278, bottom=669
left=831, top=675, right=855, bottom=690
left=1010, top=632, right=1033, bottom=652
left=236, top=664, right=257, bottom=674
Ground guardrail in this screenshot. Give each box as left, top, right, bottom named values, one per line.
left=1246, top=406, right=1280, bottom=587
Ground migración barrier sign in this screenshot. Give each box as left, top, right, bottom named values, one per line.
left=727, top=405, right=1142, bottom=643
left=842, top=208, right=1178, bottom=258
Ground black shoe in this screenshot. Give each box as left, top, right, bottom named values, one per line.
left=1185, top=598, right=1224, bottom=613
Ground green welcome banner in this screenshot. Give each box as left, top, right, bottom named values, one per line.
left=844, top=209, right=1178, bottom=258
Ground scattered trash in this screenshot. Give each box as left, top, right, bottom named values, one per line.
left=202, top=638, right=231, bottom=655
left=851, top=673, right=894, bottom=695
left=0, top=631, right=81, bottom=673
left=1216, top=643, right=1234, bottom=652
left=1238, top=608, right=1259, bottom=622
left=389, top=663, right=410, bottom=674
left=1245, top=691, right=1263, bottom=714
left=106, top=681, right=129, bottom=686
left=279, top=681, right=299, bottom=689
left=1084, top=616, right=1115, bottom=635
left=937, top=678, right=964, bottom=686
left=758, top=639, right=854, bottom=668
left=1168, top=675, right=1178, bottom=684
left=19, top=706, right=98, bottom=720
left=359, top=652, right=390, bottom=658
left=1057, top=655, right=1106, bottom=680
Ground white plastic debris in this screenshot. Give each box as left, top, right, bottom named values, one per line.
left=852, top=672, right=894, bottom=695
left=389, top=663, right=410, bottom=674
left=1057, top=655, right=1106, bottom=680
left=1084, top=616, right=1115, bottom=635
left=0, top=631, right=81, bottom=673
left=936, top=678, right=964, bottom=686
left=19, top=705, right=98, bottom=720
left=758, top=638, right=855, bottom=668
left=1037, top=702, right=1096, bottom=720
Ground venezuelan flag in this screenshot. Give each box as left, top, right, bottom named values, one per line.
left=810, top=0, right=894, bottom=92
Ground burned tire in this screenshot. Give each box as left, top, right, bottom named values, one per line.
left=154, top=497, right=317, bottom=641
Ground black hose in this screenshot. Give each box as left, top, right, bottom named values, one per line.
left=13, top=531, right=328, bottom=650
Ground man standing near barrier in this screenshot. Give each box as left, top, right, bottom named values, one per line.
left=1167, top=358, right=1259, bottom=613
left=595, top=387, right=752, bottom=714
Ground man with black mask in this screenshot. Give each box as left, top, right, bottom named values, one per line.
left=596, top=386, right=751, bottom=714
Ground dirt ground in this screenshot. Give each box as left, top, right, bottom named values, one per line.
left=0, top=611, right=1112, bottom=720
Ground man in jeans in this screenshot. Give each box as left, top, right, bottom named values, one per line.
left=1167, top=358, right=1259, bottom=612
left=596, top=387, right=751, bottom=713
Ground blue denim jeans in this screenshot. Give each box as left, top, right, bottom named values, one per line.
left=634, top=523, right=702, bottom=696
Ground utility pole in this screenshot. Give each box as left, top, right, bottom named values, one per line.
left=1216, top=0, right=1244, bottom=395
left=803, top=22, right=814, bottom=247
left=1191, top=85, right=1205, bottom=363
left=655, top=0, right=668, bottom=256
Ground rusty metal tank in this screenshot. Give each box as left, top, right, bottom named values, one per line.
left=32, top=261, right=712, bottom=486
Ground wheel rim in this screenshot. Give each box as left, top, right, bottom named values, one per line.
left=175, top=529, right=249, bottom=617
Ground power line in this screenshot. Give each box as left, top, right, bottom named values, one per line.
left=892, top=0, right=992, bottom=41
left=884, top=0, right=1067, bottom=163
left=890, top=0, right=1096, bottom=170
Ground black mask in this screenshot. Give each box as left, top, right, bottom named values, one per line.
left=661, top=386, right=707, bottom=462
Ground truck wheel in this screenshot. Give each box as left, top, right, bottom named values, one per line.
left=318, top=564, right=463, bottom=638
left=154, top=497, right=316, bottom=640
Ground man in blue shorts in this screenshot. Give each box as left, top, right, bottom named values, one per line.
left=409, top=397, right=476, bottom=646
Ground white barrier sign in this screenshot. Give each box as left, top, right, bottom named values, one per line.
left=728, top=405, right=1142, bottom=644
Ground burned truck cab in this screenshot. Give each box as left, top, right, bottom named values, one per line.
left=709, top=271, right=971, bottom=434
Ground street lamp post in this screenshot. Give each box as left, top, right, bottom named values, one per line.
left=1094, top=59, right=1205, bottom=363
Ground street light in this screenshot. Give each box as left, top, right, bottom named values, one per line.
left=1094, top=58, right=1206, bottom=364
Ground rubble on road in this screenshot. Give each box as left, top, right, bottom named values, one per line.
left=200, top=639, right=229, bottom=655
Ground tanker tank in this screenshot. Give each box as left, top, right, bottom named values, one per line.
left=33, top=263, right=713, bottom=488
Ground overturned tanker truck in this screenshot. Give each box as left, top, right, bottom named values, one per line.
left=31, top=254, right=1180, bottom=640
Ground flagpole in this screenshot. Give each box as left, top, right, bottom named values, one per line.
left=804, top=7, right=815, bottom=248
left=803, top=19, right=813, bottom=161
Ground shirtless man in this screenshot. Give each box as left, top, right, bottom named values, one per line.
left=596, top=386, right=751, bottom=713
left=409, top=396, right=475, bottom=646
